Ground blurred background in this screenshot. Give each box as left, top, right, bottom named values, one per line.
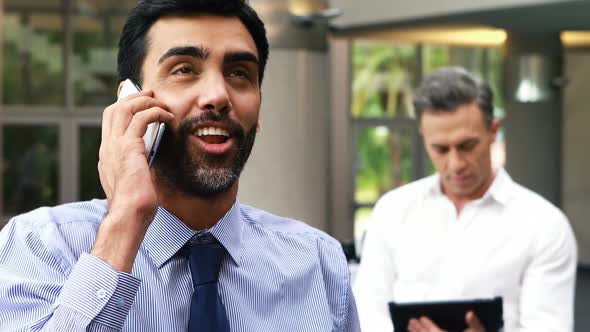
left=1, top=0, right=590, bottom=329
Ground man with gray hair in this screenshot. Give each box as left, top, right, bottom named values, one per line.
left=354, top=67, right=577, bottom=332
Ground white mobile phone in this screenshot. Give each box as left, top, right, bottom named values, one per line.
left=118, top=79, right=165, bottom=167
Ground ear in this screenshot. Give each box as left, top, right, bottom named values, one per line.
left=418, top=119, right=424, bottom=136
left=257, top=91, right=262, bottom=132
left=256, top=112, right=262, bottom=132
left=490, top=118, right=501, bottom=142
left=116, top=81, right=126, bottom=98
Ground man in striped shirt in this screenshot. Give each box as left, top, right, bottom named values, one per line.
left=0, top=0, right=360, bottom=331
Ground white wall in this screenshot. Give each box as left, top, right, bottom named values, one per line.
left=563, top=50, right=590, bottom=264
left=331, top=0, right=571, bottom=28
left=238, top=49, right=330, bottom=231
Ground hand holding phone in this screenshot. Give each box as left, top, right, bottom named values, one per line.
left=91, top=80, right=172, bottom=273
left=118, top=79, right=165, bottom=166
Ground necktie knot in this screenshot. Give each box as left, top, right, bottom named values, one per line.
left=185, top=233, right=226, bottom=286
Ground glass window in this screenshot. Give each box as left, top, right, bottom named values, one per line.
left=72, top=1, right=134, bottom=106
left=449, top=47, right=486, bottom=77
left=354, top=126, right=413, bottom=204
left=422, top=45, right=450, bottom=76
left=79, top=126, right=104, bottom=200
left=352, top=41, right=419, bottom=118
left=487, top=47, right=505, bottom=112
left=423, top=45, right=486, bottom=77
left=2, top=1, right=64, bottom=105
left=2, top=125, right=58, bottom=215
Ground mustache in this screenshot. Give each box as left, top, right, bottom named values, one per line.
left=178, top=111, right=245, bottom=138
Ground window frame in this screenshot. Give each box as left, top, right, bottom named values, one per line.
left=0, top=0, right=108, bottom=220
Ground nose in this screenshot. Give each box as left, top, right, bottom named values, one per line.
left=448, top=149, right=467, bottom=173
left=196, top=73, right=231, bottom=112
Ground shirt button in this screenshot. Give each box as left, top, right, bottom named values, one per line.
left=96, top=288, right=107, bottom=300
left=116, top=297, right=126, bottom=308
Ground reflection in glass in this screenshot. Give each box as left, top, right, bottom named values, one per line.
left=2, top=7, right=64, bottom=105
left=79, top=126, right=105, bottom=200
left=73, top=2, right=132, bottom=106
left=352, top=41, right=419, bottom=118
left=423, top=45, right=485, bottom=78
left=451, top=47, right=485, bottom=77
left=487, top=47, right=505, bottom=113
left=514, top=54, right=551, bottom=103
left=355, top=126, right=412, bottom=204
left=3, top=126, right=58, bottom=215
left=422, top=45, right=450, bottom=76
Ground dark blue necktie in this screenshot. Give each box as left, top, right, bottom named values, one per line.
left=185, top=233, right=230, bottom=332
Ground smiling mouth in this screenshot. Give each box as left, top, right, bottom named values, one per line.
left=194, top=126, right=230, bottom=144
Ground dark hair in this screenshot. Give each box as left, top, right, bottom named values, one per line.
left=413, top=67, right=494, bottom=126
left=117, top=0, right=269, bottom=86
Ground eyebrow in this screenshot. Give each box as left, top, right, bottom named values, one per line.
left=158, top=46, right=208, bottom=64
left=458, top=138, right=480, bottom=147
left=431, top=144, right=449, bottom=150
left=431, top=138, right=480, bottom=149
left=224, top=51, right=259, bottom=66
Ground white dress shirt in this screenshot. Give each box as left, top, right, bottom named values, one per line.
left=354, top=169, right=577, bottom=332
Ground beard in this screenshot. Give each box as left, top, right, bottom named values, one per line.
left=152, top=111, right=257, bottom=197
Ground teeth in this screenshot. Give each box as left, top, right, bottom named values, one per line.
left=196, top=127, right=229, bottom=137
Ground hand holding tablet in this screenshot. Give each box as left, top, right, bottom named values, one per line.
left=389, top=297, right=503, bottom=332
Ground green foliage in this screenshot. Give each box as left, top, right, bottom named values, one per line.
left=422, top=45, right=450, bottom=76
left=2, top=17, right=65, bottom=105
left=355, top=127, right=392, bottom=202
left=352, top=42, right=418, bottom=118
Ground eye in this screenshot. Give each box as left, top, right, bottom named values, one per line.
left=459, top=140, right=478, bottom=151
left=434, top=146, right=449, bottom=154
left=228, top=69, right=250, bottom=79
left=172, top=65, right=194, bottom=75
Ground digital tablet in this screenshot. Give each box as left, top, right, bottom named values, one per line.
left=389, top=297, right=503, bottom=332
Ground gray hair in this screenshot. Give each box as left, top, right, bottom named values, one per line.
left=413, top=67, right=495, bottom=126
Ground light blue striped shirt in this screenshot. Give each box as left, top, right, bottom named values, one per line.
left=0, top=199, right=360, bottom=331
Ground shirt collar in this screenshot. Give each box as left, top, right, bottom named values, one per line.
left=208, top=199, right=244, bottom=266
left=428, top=173, right=444, bottom=197
left=142, top=199, right=244, bottom=269
left=483, top=168, right=514, bottom=205
left=427, top=168, right=514, bottom=206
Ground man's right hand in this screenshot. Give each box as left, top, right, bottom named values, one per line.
left=407, top=311, right=485, bottom=332
left=91, top=90, right=174, bottom=273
